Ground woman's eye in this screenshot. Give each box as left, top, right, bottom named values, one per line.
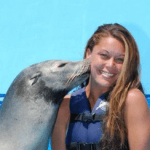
left=101, top=54, right=108, bottom=59
left=116, top=58, right=124, bottom=63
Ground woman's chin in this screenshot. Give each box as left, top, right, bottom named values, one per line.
left=96, top=80, right=115, bottom=89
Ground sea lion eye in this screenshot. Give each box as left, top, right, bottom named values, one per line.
left=58, top=63, right=67, bottom=68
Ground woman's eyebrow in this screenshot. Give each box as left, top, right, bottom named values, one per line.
left=100, top=49, right=125, bottom=56
left=102, top=50, right=125, bottom=55
left=117, top=54, right=125, bottom=56
left=100, top=49, right=109, bottom=53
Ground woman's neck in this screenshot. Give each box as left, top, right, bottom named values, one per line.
left=85, top=82, right=109, bottom=103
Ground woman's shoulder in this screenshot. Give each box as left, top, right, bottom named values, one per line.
left=124, top=88, right=150, bottom=126
left=55, top=94, right=71, bottom=125
left=64, top=94, right=71, bottom=100
left=62, top=94, right=71, bottom=107
left=125, top=88, right=147, bottom=107
left=62, top=88, right=84, bottom=105
left=125, top=88, right=149, bottom=113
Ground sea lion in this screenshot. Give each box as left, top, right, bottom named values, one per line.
left=0, top=59, right=90, bottom=150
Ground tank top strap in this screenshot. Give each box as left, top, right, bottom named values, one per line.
left=70, top=87, right=91, bottom=114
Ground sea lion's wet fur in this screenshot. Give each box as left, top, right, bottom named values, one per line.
left=0, top=59, right=90, bottom=150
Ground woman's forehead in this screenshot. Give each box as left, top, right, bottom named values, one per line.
left=94, top=36, right=125, bottom=55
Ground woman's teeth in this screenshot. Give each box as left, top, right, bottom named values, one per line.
left=101, top=71, right=114, bottom=77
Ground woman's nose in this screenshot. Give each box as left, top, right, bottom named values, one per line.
left=106, top=58, right=115, bottom=68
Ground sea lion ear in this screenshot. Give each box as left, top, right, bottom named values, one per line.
left=30, top=72, right=42, bottom=85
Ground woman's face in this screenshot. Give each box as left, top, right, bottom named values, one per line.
left=86, top=36, right=125, bottom=89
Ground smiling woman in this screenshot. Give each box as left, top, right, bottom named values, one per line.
left=51, top=23, right=150, bottom=150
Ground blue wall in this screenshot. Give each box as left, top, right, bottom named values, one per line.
left=0, top=0, right=150, bottom=94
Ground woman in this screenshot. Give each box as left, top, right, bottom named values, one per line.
left=51, top=23, right=150, bottom=150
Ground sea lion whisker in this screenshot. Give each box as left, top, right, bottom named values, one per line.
left=66, top=75, right=75, bottom=85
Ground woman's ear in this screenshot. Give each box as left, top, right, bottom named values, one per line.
left=85, top=48, right=92, bottom=59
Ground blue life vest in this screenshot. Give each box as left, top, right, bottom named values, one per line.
left=66, top=87, right=108, bottom=145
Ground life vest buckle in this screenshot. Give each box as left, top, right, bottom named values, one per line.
left=82, top=113, right=96, bottom=122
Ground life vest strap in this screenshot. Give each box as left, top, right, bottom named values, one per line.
left=70, top=113, right=104, bottom=122
left=66, top=142, right=100, bottom=150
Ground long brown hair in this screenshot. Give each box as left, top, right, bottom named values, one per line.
left=84, top=23, right=144, bottom=149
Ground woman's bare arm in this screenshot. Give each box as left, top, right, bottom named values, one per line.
left=124, top=89, right=150, bottom=150
left=51, top=95, right=71, bottom=150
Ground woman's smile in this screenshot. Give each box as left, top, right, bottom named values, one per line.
left=100, top=70, right=115, bottom=77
